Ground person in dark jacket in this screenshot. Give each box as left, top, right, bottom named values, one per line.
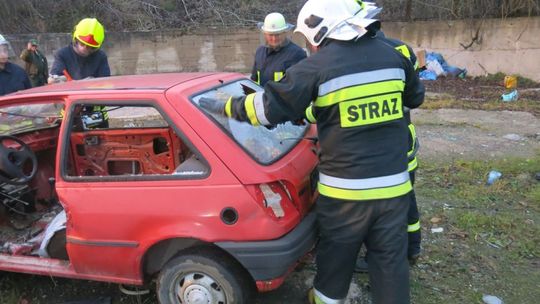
left=20, top=38, right=48, bottom=87
left=200, top=0, right=425, bottom=303
left=1, top=34, right=31, bottom=96
left=49, top=18, right=110, bottom=82
left=351, top=15, right=423, bottom=272
left=251, top=12, right=306, bottom=87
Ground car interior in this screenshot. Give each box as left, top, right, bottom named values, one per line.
left=0, top=101, right=207, bottom=260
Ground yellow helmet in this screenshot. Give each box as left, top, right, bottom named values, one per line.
left=73, top=18, right=105, bottom=48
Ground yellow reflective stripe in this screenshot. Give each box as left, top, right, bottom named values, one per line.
left=252, top=92, right=271, bottom=125
left=92, top=105, right=108, bottom=119
left=318, top=180, right=412, bottom=201
left=339, top=93, right=402, bottom=127
left=315, top=80, right=405, bottom=108
left=319, top=69, right=405, bottom=96
left=60, top=108, right=65, bottom=118
left=274, top=71, right=284, bottom=82
left=305, top=105, right=317, bottom=123
left=244, top=93, right=260, bottom=126
left=408, top=157, right=418, bottom=172
left=414, top=60, right=419, bottom=71
left=408, top=220, right=421, bottom=232
left=256, top=71, right=261, bottom=85
left=313, top=288, right=343, bottom=304
left=224, top=97, right=233, bottom=118
left=394, top=45, right=411, bottom=61
left=407, top=123, right=417, bottom=157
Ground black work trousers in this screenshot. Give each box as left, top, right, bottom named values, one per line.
left=314, top=194, right=410, bottom=304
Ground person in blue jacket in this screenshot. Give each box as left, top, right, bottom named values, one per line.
left=0, top=34, right=31, bottom=96
left=251, top=12, right=306, bottom=87
left=49, top=18, right=110, bottom=82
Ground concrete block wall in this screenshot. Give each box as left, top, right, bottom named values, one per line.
left=382, top=17, right=540, bottom=81
left=4, top=17, right=540, bottom=81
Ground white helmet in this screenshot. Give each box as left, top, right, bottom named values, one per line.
left=0, top=34, right=7, bottom=45
left=295, top=0, right=380, bottom=46
left=258, top=12, right=294, bottom=34
left=0, top=34, right=15, bottom=59
left=364, top=1, right=383, bottom=19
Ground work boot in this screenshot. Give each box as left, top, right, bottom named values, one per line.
left=408, top=247, right=421, bottom=266
left=354, top=257, right=369, bottom=273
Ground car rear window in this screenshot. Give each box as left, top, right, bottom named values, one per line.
left=193, top=79, right=308, bottom=164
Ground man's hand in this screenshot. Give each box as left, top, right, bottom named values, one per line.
left=48, top=75, right=67, bottom=84
left=199, top=97, right=226, bottom=115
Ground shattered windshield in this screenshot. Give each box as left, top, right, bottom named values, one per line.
left=193, top=79, right=308, bottom=164
left=0, top=103, right=63, bottom=135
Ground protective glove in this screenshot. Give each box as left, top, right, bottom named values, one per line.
left=48, top=75, right=67, bottom=84
left=199, top=97, right=226, bottom=115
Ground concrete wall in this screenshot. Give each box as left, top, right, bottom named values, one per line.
left=5, top=17, right=540, bottom=81
left=382, top=17, right=540, bottom=81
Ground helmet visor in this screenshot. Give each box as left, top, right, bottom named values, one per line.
left=0, top=41, right=16, bottom=61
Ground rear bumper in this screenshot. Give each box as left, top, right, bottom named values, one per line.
left=216, top=212, right=317, bottom=281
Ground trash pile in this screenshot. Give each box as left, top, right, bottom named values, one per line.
left=501, top=75, right=519, bottom=102
left=418, top=51, right=467, bottom=81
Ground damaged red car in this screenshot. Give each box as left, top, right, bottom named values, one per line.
left=0, top=73, right=319, bottom=303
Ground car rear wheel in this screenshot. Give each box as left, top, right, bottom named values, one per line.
left=157, top=251, right=252, bottom=304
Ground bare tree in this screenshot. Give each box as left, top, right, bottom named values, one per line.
left=1, top=0, right=539, bottom=34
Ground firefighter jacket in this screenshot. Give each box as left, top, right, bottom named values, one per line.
left=50, top=44, right=110, bottom=80
left=377, top=33, right=420, bottom=172
left=250, top=39, right=306, bottom=87
left=0, top=62, right=31, bottom=96
left=226, top=37, right=425, bottom=201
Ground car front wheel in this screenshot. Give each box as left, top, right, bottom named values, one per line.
left=157, top=251, right=251, bottom=304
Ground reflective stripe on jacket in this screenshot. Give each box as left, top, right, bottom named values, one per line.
left=407, top=118, right=419, bottom=172
left=230, top=37, right=424, bottom=201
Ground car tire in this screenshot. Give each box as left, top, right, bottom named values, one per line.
left=157, top=250, right=252, bottom=304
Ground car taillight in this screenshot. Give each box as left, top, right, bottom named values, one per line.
left=259, top=183, right=285, bottom=218
left=245, top=182, right=300, bottom=221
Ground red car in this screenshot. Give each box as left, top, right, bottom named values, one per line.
left=0, top=73, right=319, bottom=303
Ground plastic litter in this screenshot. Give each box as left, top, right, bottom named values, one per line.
left=482, top=294, right=503, bottom=304
left=419, top=51, right=466, bottom=80
left=431, top=227, right=444, bottom=233
left=503, top=133, right=521, bottom=141
left=504, top=75, right=517, bottom=89
left=501, top=89, right=519, bottom=102
left=486, top=170, right=502, bottom=185
left=419, top=70, right=437, bottom=80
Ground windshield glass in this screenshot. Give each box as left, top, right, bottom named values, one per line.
left=193, top=79, right=308, bottom=164
left=0, top=103, right=63, bottom=135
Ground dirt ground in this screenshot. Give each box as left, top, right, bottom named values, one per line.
left=0, top=76, right=539, bottom=304
left=414, top=108, right=540, bottom=161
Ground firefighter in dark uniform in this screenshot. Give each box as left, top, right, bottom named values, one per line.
left=251, top=12, right=307, bottom=87
left=53, top=18, right=110, bottom=128
left=380, top=36, right=422, bottom=263
left=305, top=2, right=422, bottom=272
left=200, top=0, right=425, bottom=303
